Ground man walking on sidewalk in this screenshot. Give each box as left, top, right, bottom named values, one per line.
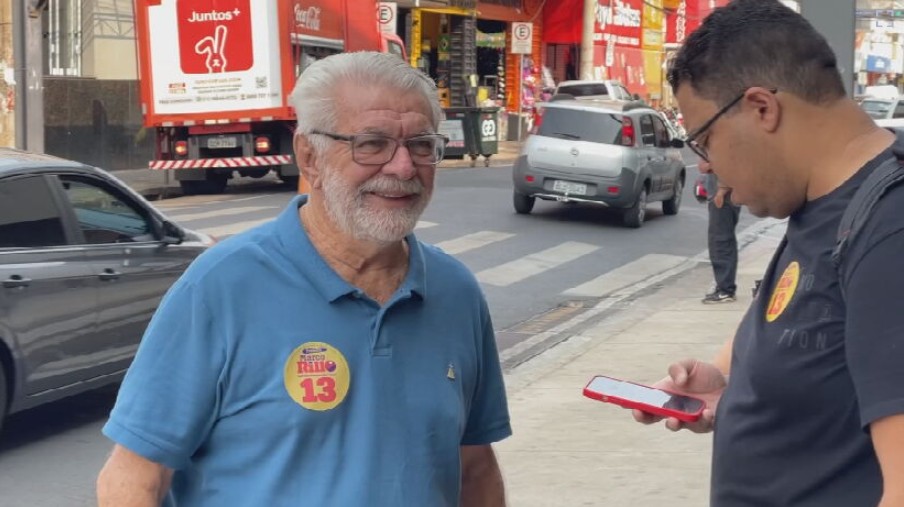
left=700, top=163, right=740, bottom=304
left=632, top=1, right=904, bottom=506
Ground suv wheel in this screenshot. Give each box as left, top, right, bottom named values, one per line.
left=662, top=176, right=683, bottom=215
left=513, top=192, right=535, bottom=214
left=623, top=187, right=647, bottom=228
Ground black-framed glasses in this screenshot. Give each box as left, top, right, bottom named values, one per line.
left=685, top=88, right=778, bottom=162
left=311, top=130, right=449, bottom=166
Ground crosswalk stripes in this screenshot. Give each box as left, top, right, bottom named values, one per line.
left=434, top=231, right=515, bottom=255
left=199, top=218, right=275, bottom=238
left=163, top=202, right=696, bottom=294
left=562, top=254, right=688, bottom=298
left=167, top=206, right=277, bottom=222
left=476, top=241, right=600, bottom=287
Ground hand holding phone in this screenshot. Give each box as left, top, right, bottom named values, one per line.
left=583, top=375, right=706, bottom=423
left=622, top=359, right=727, bottom=433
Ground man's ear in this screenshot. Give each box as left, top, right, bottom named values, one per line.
left=293, top=133, right=324, bottom=189
left=744, top=87, right=781, bottom=134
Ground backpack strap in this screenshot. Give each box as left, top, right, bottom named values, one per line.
left=832, top=151, right=904, bottom=294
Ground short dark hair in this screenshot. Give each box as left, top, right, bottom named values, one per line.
left=668, top=0, right=846, bottom=106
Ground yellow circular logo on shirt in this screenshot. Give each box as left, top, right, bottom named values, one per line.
left=283, top=342, right=350, bottom=411
left=765, top=261, right=800, bottom=323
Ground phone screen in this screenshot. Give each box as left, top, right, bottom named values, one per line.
left=586, top=376, right=704, bottom=414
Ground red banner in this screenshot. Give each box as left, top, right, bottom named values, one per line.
left=592, top=44, right=647, bottom=96
left=665, top=0, right=730, bottom=45
left=595, top=0, right=643, bottom=48
left=542, top=0, right=582, bottom=44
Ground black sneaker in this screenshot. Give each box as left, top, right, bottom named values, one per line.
left=702, top=290, right=736, bottom=304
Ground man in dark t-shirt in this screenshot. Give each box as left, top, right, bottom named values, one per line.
left=630, top=1, right=904, bottom=506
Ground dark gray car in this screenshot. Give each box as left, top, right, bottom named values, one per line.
left=0, top=149, right=213, bottom=431
left=512, top=100, right=687, bottom=228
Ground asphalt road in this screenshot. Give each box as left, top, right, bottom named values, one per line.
left=0, top=161, right=760, bottom=505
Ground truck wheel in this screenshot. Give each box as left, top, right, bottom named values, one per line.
left=623, top=187, right=647, bottom=228
left=513, top=192, right=535, bottom=214
left=662, top=176, right=683, bottom=216
left=179, top=180, right=202, bottom=196
left=198, top=175, right=228, bottom=194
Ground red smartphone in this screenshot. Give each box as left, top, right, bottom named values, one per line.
left=583, top=375, right=705, bottom=423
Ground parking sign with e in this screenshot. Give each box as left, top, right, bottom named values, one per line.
left=511, top=22, right=532, bottom=54
left=378, top=2, right=396, bottom=35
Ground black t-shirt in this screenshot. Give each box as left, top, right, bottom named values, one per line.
left=711, top=148, right=904, bottom=506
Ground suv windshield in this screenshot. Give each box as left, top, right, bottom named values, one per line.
left=556, top=83, right=611, bottom=98
left=861, top=99, right=893, bottom=119
left=538, top=108, right=623, bottom=144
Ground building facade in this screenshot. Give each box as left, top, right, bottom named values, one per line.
left=4, top=0, right=813, bottom=163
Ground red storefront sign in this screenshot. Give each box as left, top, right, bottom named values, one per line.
left=594, top=0, right=643, bottom=48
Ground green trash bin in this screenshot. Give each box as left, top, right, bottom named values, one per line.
left=465, top=107, right=500, bottom=167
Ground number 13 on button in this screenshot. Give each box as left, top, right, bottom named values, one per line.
left=284, top=342, right=351, bottom=411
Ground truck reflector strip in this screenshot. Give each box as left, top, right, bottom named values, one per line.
left=149, top=155, right=293, bottom=169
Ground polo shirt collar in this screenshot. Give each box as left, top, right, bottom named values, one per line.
left=276, top=195, right=427, bottom=303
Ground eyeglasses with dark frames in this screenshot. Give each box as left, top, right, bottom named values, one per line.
left=311, top=130, right=449, bottom=166
left=685, top=88, right=778, bottom=162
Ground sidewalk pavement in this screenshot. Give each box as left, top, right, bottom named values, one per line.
left=496, top=219, right=786, bottom=507
left=112, top=140, right=523, bottom=201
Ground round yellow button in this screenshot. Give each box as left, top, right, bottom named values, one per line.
left=284, top=342, right=350, bottom=411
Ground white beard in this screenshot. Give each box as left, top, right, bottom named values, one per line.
left=320, top=166, right=431, bottom=244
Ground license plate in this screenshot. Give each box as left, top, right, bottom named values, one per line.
left=553, top=180, right=588, bottom=195
left=207, top=137, right=237, bottom=149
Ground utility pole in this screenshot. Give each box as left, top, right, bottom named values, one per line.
left=800, top=0, right=855, bottom=98
left=580, top=0, right=596, bottom=79
left=1, top=1, right=13, bottom=147
left=13, top=0, right=45, bottom=152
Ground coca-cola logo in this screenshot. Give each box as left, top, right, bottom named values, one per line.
left=596, top=0, right=641, bottom=30
left=294, top=4, right=321, bottom=31
left=187, top=9, right=239, bottom=23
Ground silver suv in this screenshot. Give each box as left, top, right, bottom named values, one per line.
left=512, top=99, right=687, bottom=228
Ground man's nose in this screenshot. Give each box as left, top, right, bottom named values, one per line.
left=380, top=143, right=418, bottom=180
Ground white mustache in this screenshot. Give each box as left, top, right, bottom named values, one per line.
left=359, top=177, right=423, bottom=196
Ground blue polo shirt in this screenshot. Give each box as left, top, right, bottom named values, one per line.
left=102, top=195, right=512, bottom=507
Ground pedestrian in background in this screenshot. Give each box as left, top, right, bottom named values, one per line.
left=96, top=51, right=511, bottom=507
left=700, top=162, right=741, bottom=304
left=632, top=1, right=904, bottom=506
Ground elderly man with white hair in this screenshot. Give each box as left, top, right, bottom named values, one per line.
left=96, top=51, right=511, bottom=507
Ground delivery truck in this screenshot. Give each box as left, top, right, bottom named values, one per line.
left=134, top=0, right=405, bottom=194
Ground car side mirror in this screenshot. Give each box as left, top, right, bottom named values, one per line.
left=161, top=220, right=185, bottom=245
left=670, top=138, right=685, bottom=149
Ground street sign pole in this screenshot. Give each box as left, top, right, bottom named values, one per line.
left=517, top=55, right=523, bottom=141
left=511, top=22, right=532, bottom=142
